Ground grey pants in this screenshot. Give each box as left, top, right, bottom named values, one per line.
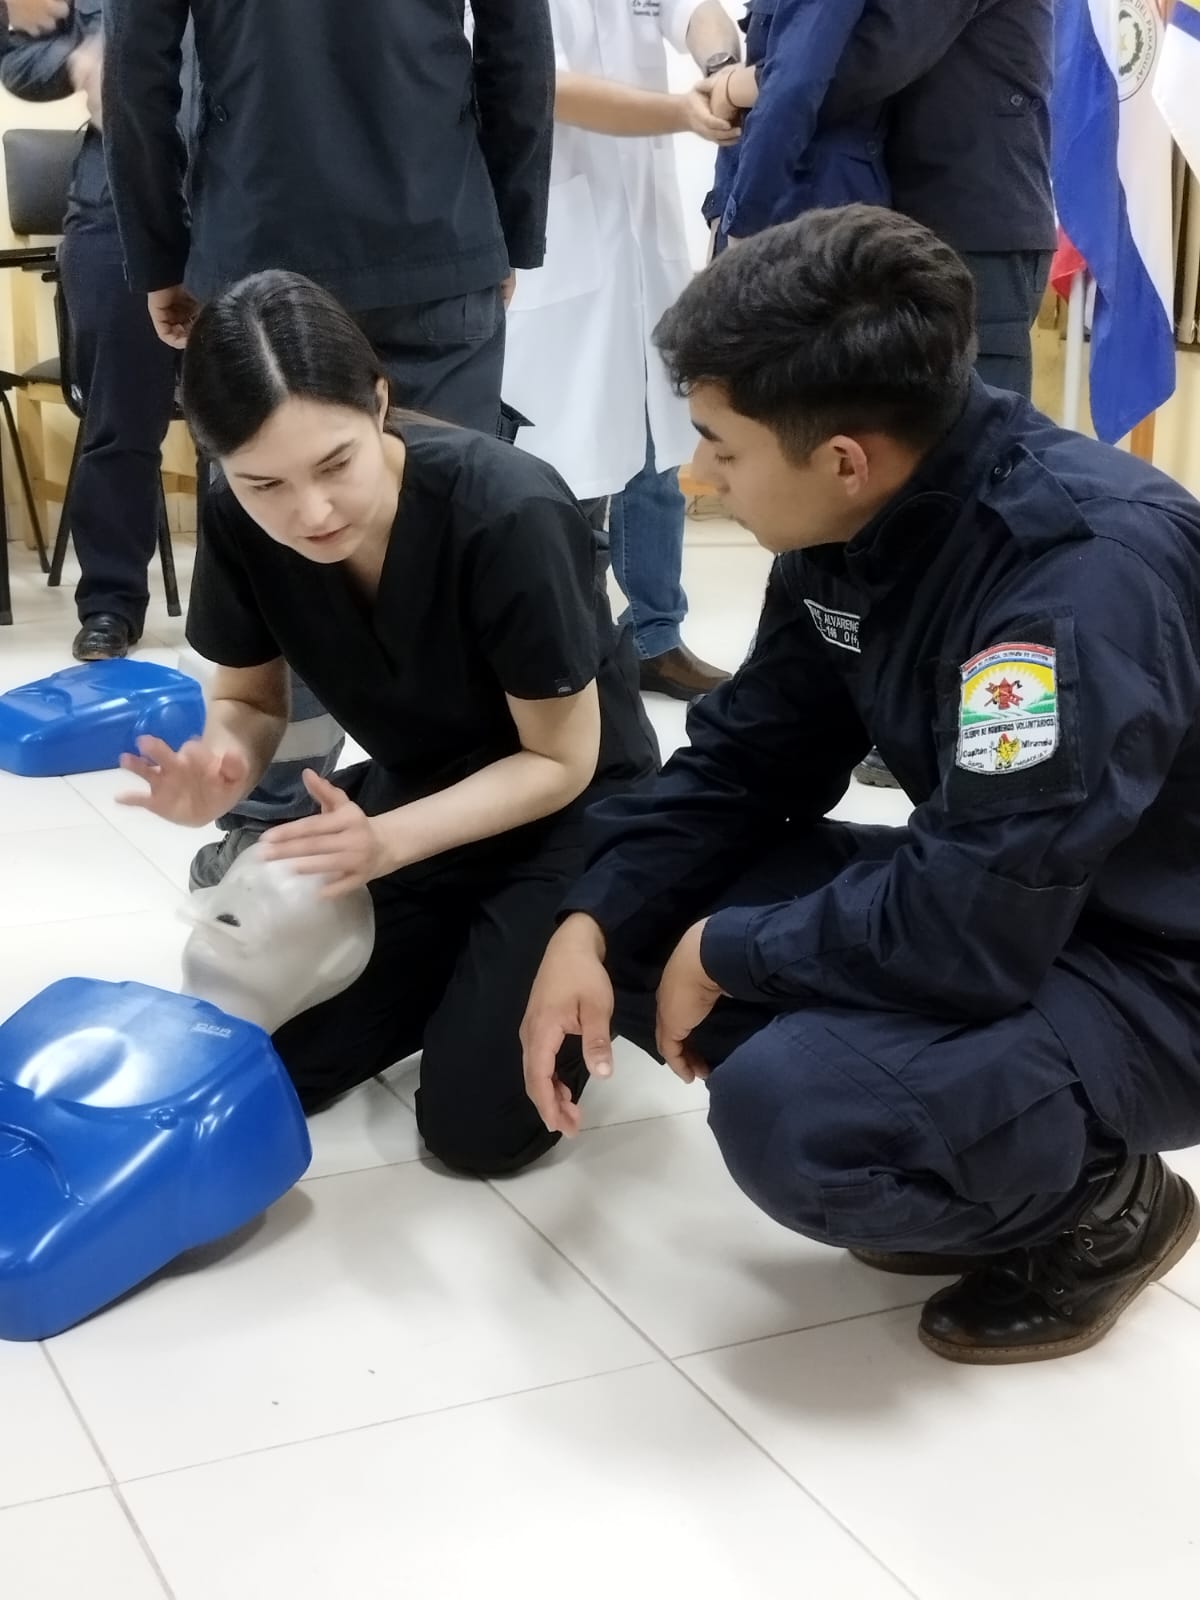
left=221, top=286, right=507, bottom=832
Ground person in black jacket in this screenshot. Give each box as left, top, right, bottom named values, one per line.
left=523, top=208, right=1200, bottom=1367
left=102, top=0, right=553, bottom=436
left=0, top=1, right=193, bottom=661
left=101, top=0, right=556, bottom=888
left=819, top=0, right=1055, bottom=399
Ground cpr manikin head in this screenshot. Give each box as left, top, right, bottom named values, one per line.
left=180, top=844, right=375, bottom=1035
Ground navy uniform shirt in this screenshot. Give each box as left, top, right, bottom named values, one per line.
left=565, top=380, right=1200, bottom=1144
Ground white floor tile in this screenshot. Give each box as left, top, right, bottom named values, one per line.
left=496, top=1111, right=947, bottom=1357
left=123, top=1365, right=907, bottom=1600
left=0, top=770, right=97, bottom=833
left=0, top=1344, right=105, bottom=1509
left=64, top=765, right=220, bottom=888
left=682, top=1291, right=1200, bottom=1600
left=0, top=908, right=187, bottom=1021
left=0, top=1490, right=167, bottom=1600
left=580, top=1033, right=709, bottom=1125
left=831, top=776, right=914, bottom=828
left=0, top=825, right=182, bottom=928
left=304, top=1079, right=422, bottom=1180
left=1160, top=1145, right=1200, bottom=1310
left=381, top=1037, right=705, bottom=1134
left=49, top=1163, right=653, bottom=1480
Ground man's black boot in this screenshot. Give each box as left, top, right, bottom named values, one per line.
left=919, top=1155, right=1199, bottom=1364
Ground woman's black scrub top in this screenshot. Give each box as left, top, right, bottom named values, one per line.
left=185, top=421, right=659, bottom=819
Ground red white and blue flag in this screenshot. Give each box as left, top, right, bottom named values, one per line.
left=1052, top=0, right=1177, bottom=441
left=1154, top=1, right=1200, bottom=178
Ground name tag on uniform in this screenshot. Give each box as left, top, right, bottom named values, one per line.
left=631, top=0, right=662, bottom=13
left=804, top=599, right=861, bottom=653
left=956, top=641, right=1059, bottom=775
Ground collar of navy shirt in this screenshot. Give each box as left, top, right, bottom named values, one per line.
left=805, top=375, right=1027, bottom=601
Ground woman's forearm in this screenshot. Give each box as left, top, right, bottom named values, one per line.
left=555, top=70, right=688, bottom=136
left=203, top=697, right=286, bottom=806
left=377, top=747, right=595, bottom=871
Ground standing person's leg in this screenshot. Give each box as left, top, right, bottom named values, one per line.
left=58, top=211, right=176, bottom=661
left=608, top=424, right=730, bottom=703
left=191, top=287, right=507, bottom=889
left=355, top=287, right=507, bottom=434
left=961, top=249, right=1054, bottom=400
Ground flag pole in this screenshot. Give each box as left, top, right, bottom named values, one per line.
left=1062, top=271, right=1087, bottom=431
left=1129, top=413, right=1158, bottom=460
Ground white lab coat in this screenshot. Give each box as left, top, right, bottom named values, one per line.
left=502, top=0, right=704, bottom=500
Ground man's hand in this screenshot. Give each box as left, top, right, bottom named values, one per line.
left=680, top=82, right=741, bottom=145
left=68, top=33, right=103, bottom=129
left=148, top=284, right=201, bottom=349
left=117, top=736, right=250, bottom=827
left=655, top=919, right=722, bottom=1084
left=521, top=914, right=615, bottom=1138
left=257, top=770, right=390, bottom=898
left=8, top=0, right=69, bottom=34
left=500, top=272, right=517, bottom=309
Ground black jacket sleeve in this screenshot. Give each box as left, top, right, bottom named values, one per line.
left=470, top=0, right=554, bottom=270
left=701, top=544, right=1200, bottom=1022
left=0, top=8, right=90, bottom=101
left=820, top=0, right=982, bottom=122
left=102, top=0, right=190, bottom=292
left=562, top=561, right=870, bottom=955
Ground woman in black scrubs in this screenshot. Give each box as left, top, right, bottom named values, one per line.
left=119, top=271, right=658, bottom=1175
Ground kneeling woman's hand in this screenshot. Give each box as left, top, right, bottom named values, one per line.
left=258, top=770, right=391, bottom=898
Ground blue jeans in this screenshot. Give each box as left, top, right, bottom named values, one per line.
left=608, top=431, right=687, bottom=661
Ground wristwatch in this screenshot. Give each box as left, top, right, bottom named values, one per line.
left=703, top=51, right=740, bottom=78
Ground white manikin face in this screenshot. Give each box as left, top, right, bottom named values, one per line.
left=180, top=845, right=375, bottom=1035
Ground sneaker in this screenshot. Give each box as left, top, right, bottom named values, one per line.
left=188, top=825, right=265, bottom=893
left=853, top=748, right=901, bottom=788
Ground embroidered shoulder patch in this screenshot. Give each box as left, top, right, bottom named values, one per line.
left=803, top=599, right=861, bottom=653
left=956, top=641, right=1058, bottom=775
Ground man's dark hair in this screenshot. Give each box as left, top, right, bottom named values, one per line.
left=654, top=205, right=978, bottom=461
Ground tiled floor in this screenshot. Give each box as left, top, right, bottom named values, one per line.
left=3, top=531, right=1200, bottom=1599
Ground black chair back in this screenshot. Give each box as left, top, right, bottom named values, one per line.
left=3, top=128, right=83, bottom=238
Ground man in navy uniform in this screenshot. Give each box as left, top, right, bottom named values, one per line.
left=523, top=206, right=1200, bottom=1365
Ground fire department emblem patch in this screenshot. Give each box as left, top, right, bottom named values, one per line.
left=956, top=642, right=1059, bottom=776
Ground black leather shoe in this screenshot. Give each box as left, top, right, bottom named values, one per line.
left=919, top=1156, right=1199, bottom=1364
left=851, top=1247, right=992, bottom=1277
left=639, top=644, right=730, bottom=703
left=853, top=747, right=901, bottom=788
left=72, top=613, right=138, bottom=662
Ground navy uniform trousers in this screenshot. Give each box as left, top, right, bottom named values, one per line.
left=611, top=822, right=1195, bottom=1260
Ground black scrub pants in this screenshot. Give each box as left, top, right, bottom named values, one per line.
left=962, top=249, right=1054, bottom=400
left=271, top=773, right=595, bottom=1177
left=610, top=824, right=1200, bottom=1259
left=57, top=206, right=178, bottom=633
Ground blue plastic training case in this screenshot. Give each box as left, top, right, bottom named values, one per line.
left=0, top=659, right=205, bottom=777
left=0, top=978, right=312, bottom=1342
